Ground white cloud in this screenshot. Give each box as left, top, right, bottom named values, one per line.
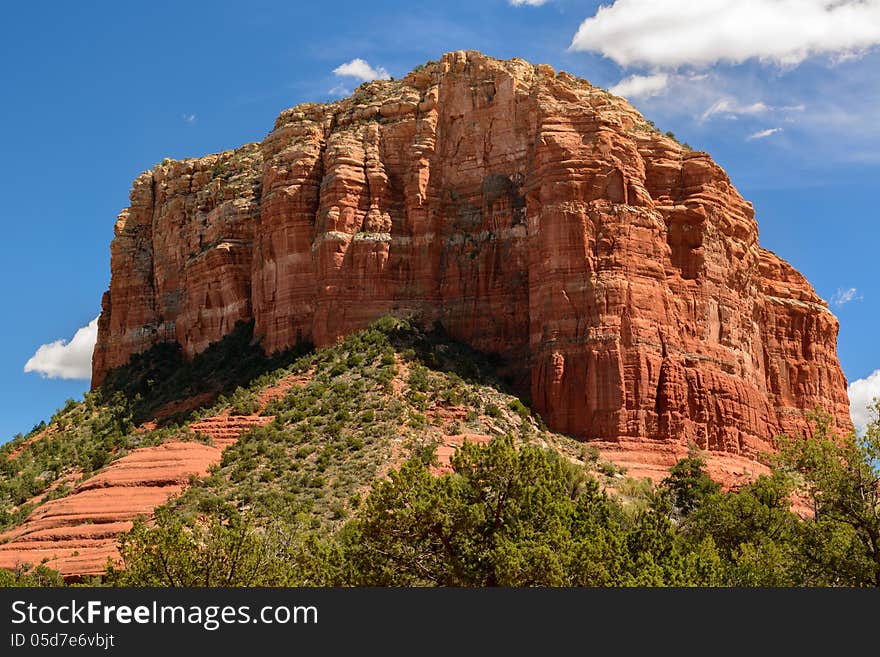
left=848, top=369, right=880, bottom=434
left=610, top=72, right=669, bottom=99
left=509, top=0, right=549, bottom=5
left=831, top=287, right=863, bottom=306
left=698, top=98, right=806, bottom=124
left=182, top=114, right=196, bottom=124
left=328, top=83, right=351, bottom=97
left=570, top=0, right=880, bottom=69
left=701, top=99, right=769, bottom=121
left=333, top=58, right=390, bottom=83
left=24, top=317, right=98, bottom=380
left=747, top=127, right=782, bottom=140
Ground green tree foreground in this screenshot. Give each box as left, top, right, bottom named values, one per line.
left=8, top=403, right=878, bottom=588
left=342, top=436, right=717, bottom=586
left=95, top=401, right=880, bottom=587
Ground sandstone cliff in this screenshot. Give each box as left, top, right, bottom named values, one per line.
left=92, top=51, right=852, bottom=466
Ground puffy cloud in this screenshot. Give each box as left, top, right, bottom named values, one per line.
left=747, top=127, right=782, bottom=140
left=848, top=370, right=880, bottom=434
left=24, top=317, right=98, bottom=380
left=610, top=72, right=669, bottom=99
left=831, top=287, right=863, bottom=306
left=570, top=0, right=880, bottom=69
left=333, top=58, right=390, bottom=82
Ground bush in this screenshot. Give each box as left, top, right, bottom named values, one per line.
left=507, top=399, right=530, bottom=419
left=485, top=403, right=502, bottom=418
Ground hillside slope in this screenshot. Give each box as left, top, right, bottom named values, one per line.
left=4, top=317, right=630, bottom=579
left=3, top=317, right=876, bottom=587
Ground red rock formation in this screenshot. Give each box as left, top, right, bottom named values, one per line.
left=92, top=51, right=851, bottom=470
left=0, top=442, right=221, bottom=578
left=0, top=416, right=273, bottom=579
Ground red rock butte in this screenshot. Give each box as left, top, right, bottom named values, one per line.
left=92, top=50, right=851, bottom=469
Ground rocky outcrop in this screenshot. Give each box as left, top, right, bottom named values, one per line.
left=0, top=442, right=221, bottom=578
left=0, top=416, right=272, bottom=579
left=92, top=51, right=851, bottom=469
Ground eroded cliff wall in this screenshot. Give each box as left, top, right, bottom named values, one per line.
left=92, top=51, right=851, bottom=464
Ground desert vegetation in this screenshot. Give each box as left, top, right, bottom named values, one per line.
left=3, top=318, right=878, bottom=587
left=107, top=410, right=880, bottom=587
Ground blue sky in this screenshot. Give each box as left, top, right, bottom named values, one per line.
left=2, top=0, right=879, bottom=442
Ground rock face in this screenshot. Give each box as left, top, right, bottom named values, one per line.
left=0, top=416, right=272, bottom=579
left=0, top=442, right=221, bottom=578
left=92, top=51, right=851, bottom=468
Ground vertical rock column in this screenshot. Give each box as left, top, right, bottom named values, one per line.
left=431, top=51, right=534, bottom=378
left=174, top=147, right=262, bottom=357
left=253, top=105, right=329, bottom=353
left=311, top=119, right=395, bottom=345
left=92, top=171, right=159, bottom=386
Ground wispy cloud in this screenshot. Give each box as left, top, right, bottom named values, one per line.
left=328, top=83, right=351, bottom=97
left=570, top=0, right=880, bottom=69
left=509, top=0, right=549, bottom=5
left=831, top=287, right=863, bottom=306
left=588, top=53, right=880, bottom=167
left=610, top=72, right=669, bottom=99
left=701, top=99, right=806, bottom=123
left=24, top=317, right=98, bottom=380
left=747, top=127, right=782, bottom=141
left=333, top=58, right=390, bottom=83
left=701, top=99, right=769, bottom=122
left=848, top=369, right=880, bottom=433
left=604, top=70, right=805, bottom=129
left=182, top=113, right=196, bottom=124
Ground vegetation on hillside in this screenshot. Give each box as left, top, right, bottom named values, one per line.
left=3, top=316, right=879, bottom=587
left=0, top=394, right=182, bottom=532
left=108, top=408, right=880, bottom=587
left=0, top=321, right=307, bottom=533
left=167, top=316, right=587, bottom=529
left=99, top=320, right=310, bottom=425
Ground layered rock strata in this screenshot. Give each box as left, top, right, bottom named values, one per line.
left=0, top=416, right=271, bottom=579
left=92, top=51, right=851, bottom=468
